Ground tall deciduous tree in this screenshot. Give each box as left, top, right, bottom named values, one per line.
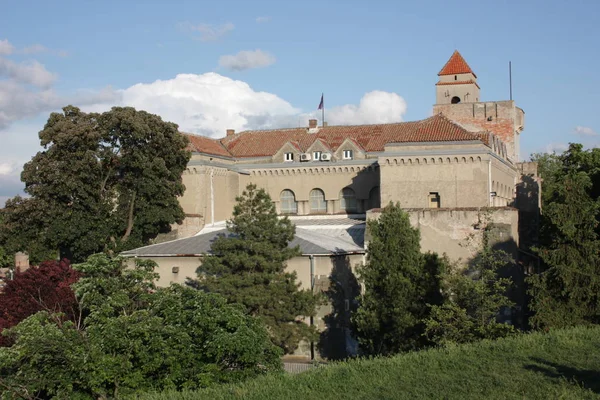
left=424, top=249, right=515, bottom=345
left=352, top=203, right=443, bottom=355
left=194, top=184, right=319, bottom=353
left=0, top=106, right=190, bottom=263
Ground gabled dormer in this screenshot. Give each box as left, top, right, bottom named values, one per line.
left=273, top=141, right=303, bottom=163
left=334, top=137, right=366, bottom=161
left=436, top=50, right=480, bottom=104
left=305, top=138, right=332, bottom=162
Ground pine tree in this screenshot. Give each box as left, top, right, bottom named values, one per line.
left=528, top=168, right=600, bottom=328
left=195, top=184, right=319, bottom=353
left=352, top=203, right=441, bottom=355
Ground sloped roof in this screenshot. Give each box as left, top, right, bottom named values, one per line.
left=183, top=114, right=484, bottom=158
left=185, top=133, right=231, bottom=157
left=120, top=224, right=365, bottom=257
left=438, top=50, right=477, bottom=78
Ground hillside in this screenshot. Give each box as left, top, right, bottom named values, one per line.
left=138, top=326, right=600, bottom=400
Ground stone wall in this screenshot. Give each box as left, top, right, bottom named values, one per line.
left=367, top=207, right=519, bottom=263
left=433, top=100, right=524, bottom=162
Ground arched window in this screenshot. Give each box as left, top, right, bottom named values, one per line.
left=451, top=96, right=461, bottom=104
left=280, top=189, right=297, bottom=214
left=368, top=186, right=380, bottom=210
left=310, top=189, right=326, bottom=213
left=340, top=187, right=357, bottom=213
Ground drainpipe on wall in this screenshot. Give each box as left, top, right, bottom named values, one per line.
left=309, top=255, right=315, bottom=361
left=488, top=159, right=493, bottom=207
left=210, top=168, right=215, bottom=226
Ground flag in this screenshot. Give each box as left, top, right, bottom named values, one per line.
left=317, top=94, right=324, bottom=110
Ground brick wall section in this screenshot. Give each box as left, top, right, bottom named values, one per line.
left=433, top=100, right=524, bottom=161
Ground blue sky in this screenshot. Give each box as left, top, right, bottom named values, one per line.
left=1, top=0, right=599, bottom=204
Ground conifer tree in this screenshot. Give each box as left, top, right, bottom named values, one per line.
left=195, top=184, right=319, bottom=353
left=528, top=167, right=600, bottom=328
left=352, top=203, right=442, bottom=355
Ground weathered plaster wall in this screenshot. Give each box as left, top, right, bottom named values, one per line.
left=367, top=207, right=519, bottom=263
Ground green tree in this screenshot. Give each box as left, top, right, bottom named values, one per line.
left=352, top=203, right=443, bottom=355
left=194, top=184, right=319, bottom=354
left=424, top=249, right=515, bottom=345
left=0, top=106, right=190, bottom=263
left=528, top=166, right=600, bottom=328
left=0, top=254, right=281, bottom=398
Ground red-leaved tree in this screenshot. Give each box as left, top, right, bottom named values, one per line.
left=0, top=259, right=80, bottom=346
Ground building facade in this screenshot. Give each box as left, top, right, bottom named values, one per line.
left=124, top=51, right=535, bottom=359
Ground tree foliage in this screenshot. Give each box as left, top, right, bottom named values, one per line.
left=0, top=254, right=281, bottom=398
left=528, top=144, right=600, bottom=329
left=424, top=249, right=515, bottom=345
left=0, top=106, right=190, bottom=263
left=194, top=184, right=319, bottom=354
left=0, top=259, right=80, bottom=347
left=352, top=203, right=444, bottom=355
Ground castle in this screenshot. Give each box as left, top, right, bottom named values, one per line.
left=123, top=51, right=538, bottom=358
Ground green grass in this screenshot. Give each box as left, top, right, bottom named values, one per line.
left=138, top=326, right=600, bottom=400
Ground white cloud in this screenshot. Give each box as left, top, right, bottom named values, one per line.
left=0, top=39, right=14, bottom=55
left=0, top=57, right=57, bottom=88
left=88, top=72, right=299, bottom=136
left=219, top=49, right=276, bottom=71
left=256, top=16, right=271, bottom=23
left=21, top=44, right=48, bottom=55
left=177, top=22, right=235, bottom=42
left=574, top=126, right=598, bottom=136
left=326, top=91, right=407, bottom=125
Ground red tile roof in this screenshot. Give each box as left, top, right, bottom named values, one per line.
left=183, top=114, right=487, bottom=158
left=438, top=50, right=477, bottom=78
left=436, top=80, right=481, bottom=89
left=184, top=133, right=231, bottom=157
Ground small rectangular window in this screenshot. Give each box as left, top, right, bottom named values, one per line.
left=284, top=152, right=294, bottom=162
left=343, top=149, right=353, bottom=160
left=429, top=192, right=440, bottom=208
left=313, top=151, right=322, bottom=161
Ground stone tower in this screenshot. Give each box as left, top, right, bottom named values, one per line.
left=435, top=50, right=480, bottom=104
left=433, top=51, right=525, bottom=162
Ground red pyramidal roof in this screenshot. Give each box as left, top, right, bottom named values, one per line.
left=438, top=50, right=477, bottom=78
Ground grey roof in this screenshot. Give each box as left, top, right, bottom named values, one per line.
left=121, top=225, right=365, bottom=257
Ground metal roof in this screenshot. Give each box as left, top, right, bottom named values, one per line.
left=121, top=225, right=365, bottom=257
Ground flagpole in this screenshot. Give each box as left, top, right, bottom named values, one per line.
left=321, top=93, right=325, bottom=126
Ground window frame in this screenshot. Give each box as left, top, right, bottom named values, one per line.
left=340, top=187, right=357, bottom=213
left=309, top=188, right=327, bottom=213
left=343, top=149, right=353, bottom=160
left=280, top=189, right=298, bottom=214
left=312, top=151, right=322, bottom=161
left=284, top=152, right=294, bottom=162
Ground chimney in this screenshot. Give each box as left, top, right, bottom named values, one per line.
left=226, top=129, right=235, bottom=136
left=14, top=252, right=29, bottom=272
left=308, top=119, right=318, bottom=129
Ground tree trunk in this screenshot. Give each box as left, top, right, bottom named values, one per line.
left=121, top=191, right=136, bottom=242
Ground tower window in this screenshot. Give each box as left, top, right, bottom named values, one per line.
left=451, top=96, right=461, bottom=104
left=454, top=75, right=457, bottom=80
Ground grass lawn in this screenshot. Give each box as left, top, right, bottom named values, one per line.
left=138, top=326, right=600, bottom=400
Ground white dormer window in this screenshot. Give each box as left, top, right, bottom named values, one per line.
left=343, top=149, right=353, bottom=160
left=313, top=151, right=322, bottom=161
left=284, top=152, right=294, bottom=162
